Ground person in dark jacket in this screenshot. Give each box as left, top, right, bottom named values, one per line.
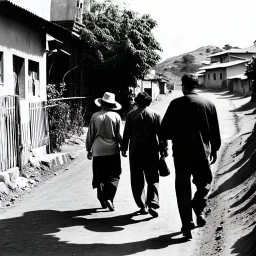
left=161, top=74, right=221, bottom=239
left=122, top=92, right=168, bottom=217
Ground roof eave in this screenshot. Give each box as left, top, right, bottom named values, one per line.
left=0, top=1, right=73, bottom=41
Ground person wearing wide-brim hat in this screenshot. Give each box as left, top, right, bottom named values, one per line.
left=121, top=92, right=168, bottom=217
left=86, top=92, right=123, bottom=211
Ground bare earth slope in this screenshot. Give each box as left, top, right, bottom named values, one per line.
left=195, top=93, right=256, bottom=256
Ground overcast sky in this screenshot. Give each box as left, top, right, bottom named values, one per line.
left=107, top=0, right=256, bottom=62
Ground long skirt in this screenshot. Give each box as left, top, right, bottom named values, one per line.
left=92, top=154, right=122, bottom=203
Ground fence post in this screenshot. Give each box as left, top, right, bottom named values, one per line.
left=15, top=96, right=23, bottom=175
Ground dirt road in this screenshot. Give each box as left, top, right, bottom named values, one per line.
left=0, top=90, right=241, bottom=256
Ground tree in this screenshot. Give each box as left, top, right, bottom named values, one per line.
left=182, top=54, right=195, bottom=72
left=223, top=44, right=233, bottom=50
left=245, top=55, right=256, bottom=102
left=80, top=0, right=162, bottom=96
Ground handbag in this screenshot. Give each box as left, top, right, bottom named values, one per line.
left=158, top=157, right=170, bottom=177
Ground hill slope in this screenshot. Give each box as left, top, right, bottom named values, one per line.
left=155, top=45, right=222, bottom=86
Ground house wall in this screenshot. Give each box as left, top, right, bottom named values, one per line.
left=205, top=63, right=247, bottom=88
left=198, top=75, right=205, bottom=86
left=242, top=79, right=251, bottom=94
left=204, top=68, right=226, bottom=88
left=0, top=15, right=47, bottom=101
left=211, top=54, right=229, bottom=63
left=9, top=0, right=51, bottom=20
left=51, top=0, right=91, bottom=22
left=226, top=64, right=247, bottom=79
left=152, top=81, right=159, bottom=100
left=0, top=13, right=49, bottom=169
left=232, top=79, right=251, bottom=94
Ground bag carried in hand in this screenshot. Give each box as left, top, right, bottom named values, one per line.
left=158, top=157, right=170, bottom=177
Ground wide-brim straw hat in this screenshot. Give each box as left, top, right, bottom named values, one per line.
left=95, top=92, right=122, bottom=110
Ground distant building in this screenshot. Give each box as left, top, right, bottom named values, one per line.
left=137, top=70, right=169, bottom=100
left=199, top=45, right=256, bottom=89
left=49, top=0, right=93, bottom=96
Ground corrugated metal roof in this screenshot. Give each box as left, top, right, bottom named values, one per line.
left=199, top=59, right=249, bottom=70
left=0, top=0, right=72, bottom=40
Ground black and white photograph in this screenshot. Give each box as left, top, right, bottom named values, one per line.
left=0, top=0, right=255, bottom=255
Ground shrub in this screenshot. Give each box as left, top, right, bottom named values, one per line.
left=47, top=84, right=85, bottom=152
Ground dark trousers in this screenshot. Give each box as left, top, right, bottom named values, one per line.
left=130, top=155, right=159, bottom=209
left=174, top=157, right=212, bottom=229
left=92, top=154, right=121, bottom=203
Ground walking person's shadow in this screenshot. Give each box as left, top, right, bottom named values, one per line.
left=0, top=208, right=186, bottom=256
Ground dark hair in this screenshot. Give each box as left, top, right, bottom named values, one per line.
left=135, top=92, right=152, bottom=106
left=181, top=74, right=198, bottom=91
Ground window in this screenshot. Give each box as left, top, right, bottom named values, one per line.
left=220, top=57, right=223, bottom=63
left=0, top=52, right=3, bottom=85
left=220, top=73, right=223, bottom=80
left=208, top=74, right=210, bottom=80
left=213, top=73, right=216, bottom=80
left=28, top=60, right=40, bottom=97
left=13, top=55, right=25, bottom=98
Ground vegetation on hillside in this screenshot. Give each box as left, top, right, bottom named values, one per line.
left=155, top=44, right=243, bottom=85
left=155, top=45, right=222, bottom=85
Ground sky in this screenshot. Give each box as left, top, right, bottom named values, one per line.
left=103, top=0, right=256, bottom=62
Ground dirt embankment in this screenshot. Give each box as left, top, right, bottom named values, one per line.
left=196, top=97, right=256, bottom=256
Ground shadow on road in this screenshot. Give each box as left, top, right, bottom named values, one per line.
left=231, top=225, right=256, bottom=256
left=0, top=208, right=186, bottom=255
left=209, top=127, right=256, bottom=199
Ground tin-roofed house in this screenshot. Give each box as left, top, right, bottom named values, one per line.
left=199, top=45, right=256, bottom=89
left=0, top=0, right=71, bottom=174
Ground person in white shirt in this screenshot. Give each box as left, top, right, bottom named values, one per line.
left=86, top=92, right=123, bottom=211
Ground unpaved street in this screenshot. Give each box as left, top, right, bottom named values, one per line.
left=0, top=90, right=238, bottom=256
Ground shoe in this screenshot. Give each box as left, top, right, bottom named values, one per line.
left=182, top=228, right=192, bottom=240
left=148, top=208, right=159, bottom=218
left=181, top=222, right=195, bottom=233
left=197, top=214, right=206, bottom=227
left=105, top=200, right=115, bottom=211
left=138, top=206, right=148, bottom=215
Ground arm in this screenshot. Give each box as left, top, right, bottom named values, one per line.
left=115, top=115, right=123, bottom=147
left=156, top=114, right=169, bottom=157
left=121, top=114, right=131, bottom=157
left=86, top=116, right=96, bottom=160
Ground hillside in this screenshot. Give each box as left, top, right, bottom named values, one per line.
left=155, top=45, right=222, bottom=86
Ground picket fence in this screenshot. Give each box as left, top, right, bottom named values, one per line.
left=0, top=96, right=49, bottom=172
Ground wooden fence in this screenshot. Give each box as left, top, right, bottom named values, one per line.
left=0, top=96, right=49, bottom=172
left=0, top=96, right=18, bottom=172
left=29, top=102, right=49, bottom=149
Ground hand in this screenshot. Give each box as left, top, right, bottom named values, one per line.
left=209, top=151, right=217, bottom=165
left=121, top=151, right=127, bottom=157
left=87, top=151, right=93, bottom=160
left=161, top=150, right=169, bottom=158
